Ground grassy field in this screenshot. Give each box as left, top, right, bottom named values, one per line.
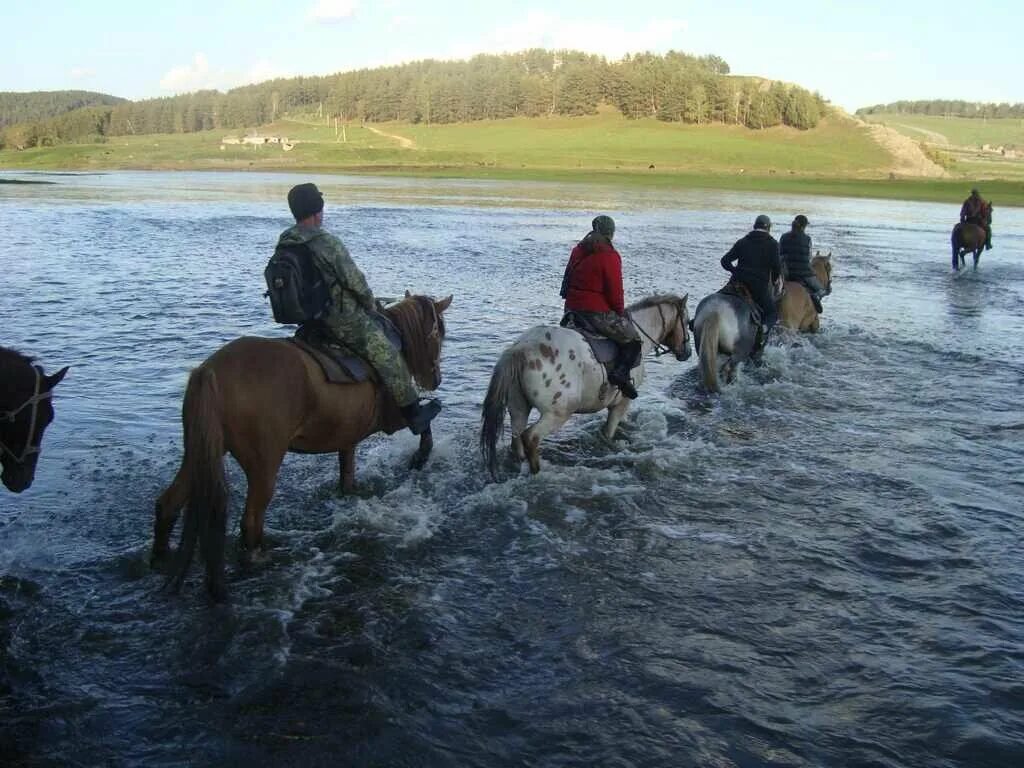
left=3, top=110, right=1023, bottom=205
left=860, top=113, right=1024, bottom=148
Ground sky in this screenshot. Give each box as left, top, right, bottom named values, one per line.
left=1, top=0, right=1021, bottom=112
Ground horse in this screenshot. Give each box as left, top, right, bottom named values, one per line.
left=154, top=293, right=452, bottom=601
left=778, top=251, right=833, bottom=333
left=692, top=279, right=779, bottom=393
left=480, top=294, right=691, bottom=477
left=952, top=222, right=985, bottom=270
left=0, top=346, right=69, bottom=493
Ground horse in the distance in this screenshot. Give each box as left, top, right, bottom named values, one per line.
left=778, top=252, right=833, bottom=333
left=155, top=293, right=452, bottom=601
left=480, top=294, right=690, bottom=477
left=951, top=222, right=985, bottom=270
left=1, top=346, right=68, bottom=493
left=693, top=279, right=781, bottom=393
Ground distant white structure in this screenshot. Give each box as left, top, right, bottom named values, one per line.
left=221, top=136, right=241, bottom=145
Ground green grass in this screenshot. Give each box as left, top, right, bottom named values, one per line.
left=3, top=110, right=1023, bottom=205
left=862, top=113, right=1024, bottom=148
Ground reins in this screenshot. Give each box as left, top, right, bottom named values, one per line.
left=630, top=301, right=688, bottom=358
left=0, top=365, right=52, bottom=464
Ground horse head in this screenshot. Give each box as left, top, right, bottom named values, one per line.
left=1, top=352, right=69, bottom=493
left=812, top=251, right=833, bottom=295
left=390, top=291, right=453, bottom=391
left=631, top=294, right=691, bottom=361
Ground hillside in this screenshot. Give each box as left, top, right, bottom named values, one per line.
left=860, top=113, right=1024, bottom=181
left=0, top=90, right=125, bottom=128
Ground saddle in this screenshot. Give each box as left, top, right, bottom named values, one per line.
left=718, top=278, right=763, bottom=327
left=288, top=314, right=403, bottom=385
left=559, top=312, right=621, bottom=366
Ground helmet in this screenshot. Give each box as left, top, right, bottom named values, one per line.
left=793, top=214, right=809, bottom=228
left=753, top=214, right=772, bottom=230
left=971, top=187, right=980, bottom=195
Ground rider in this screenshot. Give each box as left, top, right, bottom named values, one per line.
left=960, top=187, right=992, bottom=250
left=277, top=182, right=441, bottom=435
left=560, top=215, right=641, bottom=399
left=720, top=214, right=783, bottom=333
left=779, top=214, right=825, bottom=313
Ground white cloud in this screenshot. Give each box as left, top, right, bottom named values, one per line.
left=160, top=53, right=214, bottom=92
left=307, top=0, right=358, bottom=24
left=69, top=66, right=95, bottom=80
left=449, top=11, right=688, bottom=61
left=159, top=53, right=291, bottom=94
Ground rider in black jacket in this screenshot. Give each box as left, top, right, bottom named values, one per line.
left=779, top=214, right=825, bottom=313
left=721, top=214, right=782, bottom=328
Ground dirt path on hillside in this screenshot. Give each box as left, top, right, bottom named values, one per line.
left=365, top=125, right=416, bottom=149
left=851, top=116, right=949, bottom=178
left=892, top=122, right=950, bottom=145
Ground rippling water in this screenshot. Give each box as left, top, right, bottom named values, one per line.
left=2, top=171, right=1022, bottom=767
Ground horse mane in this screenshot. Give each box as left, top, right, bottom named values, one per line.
left=629, top=293, right=687, bottom=312
left=384, top=296, right=445, bottom=381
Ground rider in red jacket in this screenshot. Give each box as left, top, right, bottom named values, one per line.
left=560, top=215, right=641, bottom=399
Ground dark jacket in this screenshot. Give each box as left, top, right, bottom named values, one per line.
left=721, top=230, right=782, bottom=287
left=779, top=229, right=813, bottom=280
left=961, top=195, right=985, bottom=223
left=562, top=234, right=625, bottom=314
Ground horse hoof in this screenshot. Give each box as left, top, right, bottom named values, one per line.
left=409, top=452, right=430, bottom=471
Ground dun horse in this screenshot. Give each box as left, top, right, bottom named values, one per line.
left=480, top=294, right=690, bottom=477
left=0, top=347, right=68, bottom=494
left=154, top=294, right=452, bottom=601
left=951, top=222, right=985, bottom=270
left=778, top=252, right=833, bottom=332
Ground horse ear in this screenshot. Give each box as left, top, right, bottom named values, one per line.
left=405, top=289, right=412, bottom=298
left=681, top=293, right=688, bottom=306
left=46, top=366, right=69, bottom=389
left=435, top=294, right=453, bottom=313
left=815, top=250, right=820, bottom=256
left=827, top=251, right=832, bottom=259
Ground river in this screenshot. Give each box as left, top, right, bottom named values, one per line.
left=1, top=171, right=1022, bottom=767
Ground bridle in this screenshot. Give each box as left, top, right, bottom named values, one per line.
left=630, top=300, right=690, bottom=358
left=0, top=365, right=51, bottom=465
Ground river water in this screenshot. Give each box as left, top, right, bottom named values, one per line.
left=1, top=171, right=1022, bottom=767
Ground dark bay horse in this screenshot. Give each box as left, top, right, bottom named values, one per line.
left=1, top=346, right=68, bottom=493
left=155, top=294, right=452, bottom=601
left=952, top=222, right=985, bottom=270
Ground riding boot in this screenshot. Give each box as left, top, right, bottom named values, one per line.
left=811, top=293, right=823, bottom=314
left=608, top=341, right=640, bottom=400
left=400, top=398, right=442, bottom=435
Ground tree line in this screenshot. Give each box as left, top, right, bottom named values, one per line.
left=857, top=100, right=1024, bottom=119
left=1, top=50, right=826, bottom=150
left=0, top=90, right=125, bottom=128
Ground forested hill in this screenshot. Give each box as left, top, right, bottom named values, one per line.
left=857, top=100, right=1024, bottom=119
left=0, top=90, right=126, bottom=128
left=1, top=49, right=826, bottom=150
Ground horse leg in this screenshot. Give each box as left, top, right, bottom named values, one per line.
left=338, top=448, right=356, bottom=493
left=509, top=399, right=530, bottom=463
left=410, top=428, right=433, bottom=470
left=973, top=248, right=981, bottom=269
left=238, top=451, right=285, bottom=562
left=152, top=464, right=188, bottom=566
left=602, top=399, right=631, bottom=442
left=522, top=410, right=570, bottom=475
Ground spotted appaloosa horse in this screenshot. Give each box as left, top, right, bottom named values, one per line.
left=480, top=294, right=690, bottom=477
left=0, top=346, right=69, bottom=493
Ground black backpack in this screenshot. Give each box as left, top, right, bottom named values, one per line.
left=264, top=243, right=332, bottom=324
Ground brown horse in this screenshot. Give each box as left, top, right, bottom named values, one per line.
left=155, top=293, right=452, bottom=601
left=952, top=222, right=985, bottom=270
left=778, top=252, right=833, bottom=332
left=1, top=347, right=68, bottom=493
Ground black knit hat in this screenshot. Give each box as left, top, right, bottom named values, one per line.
left=288, top=183, right=324, bottom=221
left=592, top=215, right=615, bottom=238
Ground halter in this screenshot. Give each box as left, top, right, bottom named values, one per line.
left=630, top=301, right=689, bottom=358
left=0, top=365, right=52, bottom=464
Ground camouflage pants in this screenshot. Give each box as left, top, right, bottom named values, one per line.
left=574, top=311, right=640, bottom=345
left=322, top=308, right=418, bottom=406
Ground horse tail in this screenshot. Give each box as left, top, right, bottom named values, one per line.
left=951, top=225, right=962, bottom=268
left=480, top=347, right=525, bottom=479
left=167, top=365, right=228, bottom=600
left=699, top=313, right=721, bottom=393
